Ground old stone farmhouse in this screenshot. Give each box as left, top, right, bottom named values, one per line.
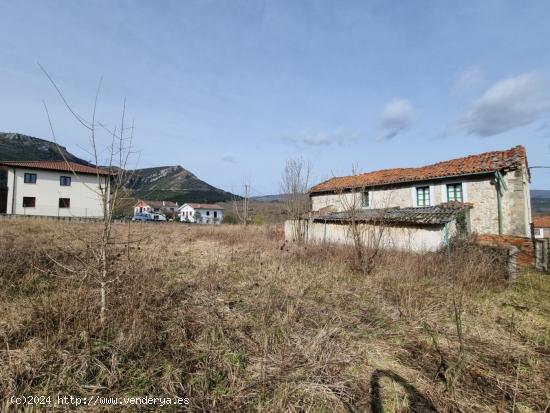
left=286, top=146, right=531, bottom=251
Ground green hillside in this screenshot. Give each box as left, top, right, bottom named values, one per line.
left=124, top=165, right=235, bottom=204
left=0, top=132, right=90, bottom=164
left=0, top=132, right=236, bottom=205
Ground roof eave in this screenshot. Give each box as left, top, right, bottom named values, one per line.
left=309, top=170, right=503, bottom=195
left=0, top=162, right=112, bottom=176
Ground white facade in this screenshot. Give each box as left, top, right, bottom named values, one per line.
left=5, top=167, right=108, bottom=218
left=178, top=204, right=223, bottom=224
left=285, top=219, right=457, bottom=252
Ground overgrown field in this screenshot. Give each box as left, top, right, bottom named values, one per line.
left=0, top=220, right=549, bottom=412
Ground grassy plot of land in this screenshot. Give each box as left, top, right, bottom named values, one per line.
left=0, top=220, right=549, bottom=412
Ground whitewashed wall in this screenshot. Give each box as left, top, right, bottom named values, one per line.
left=6, top=168, right=107, bottom=217
left=178, top=205, right=223, bottom=224
left=285, top=219, right=456, bottom=252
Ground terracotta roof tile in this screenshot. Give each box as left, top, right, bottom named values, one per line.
left=311, top=202, right=472, bottom=226
left=183, top=203, right=224, bottom=210
left=0, top=160, right=112, bottom=176
left=533, top=216, right=550, bottom=228
left=310, top=146, right=527, bottom=194
left=136, top=199, right=179, bottom=208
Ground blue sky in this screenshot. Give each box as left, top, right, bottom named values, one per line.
left=1, top=0, right=549, bottom=194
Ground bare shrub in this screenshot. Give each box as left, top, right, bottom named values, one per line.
left=337, top=186, right=387, bottom=274
left=1, top=220, right=548, bottom=412
left=281, top=158, right=311, bottom=242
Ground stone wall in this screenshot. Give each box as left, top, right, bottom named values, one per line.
left=310, top=167, right=531, bottom=237
left=475, top=234, right=535, bottom=268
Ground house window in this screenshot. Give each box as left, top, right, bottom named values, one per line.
left=23, top=197, right=36, bottom=208
left=447, top=183, right=463, bottom=202
left=24, top=173, right=37, bottom=184
left=214, top=211, right=218, bottom=218
left=361, top=191, right=370, bottom=208
left=416, top=186, right=430, bottom=207
left=60, top=176, right=71, bottom=186
left=59, top=198, right=70, bottom=208
left=206, top=211, right=210, bottom=216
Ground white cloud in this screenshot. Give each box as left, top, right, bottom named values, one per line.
left=461, top=73, right=550, bottom=137
left=281, top=130, right=359, bottom=147
left=379, top=98, right=414, bottom=140
left=221, top=155, right=237, bottom=163
left=454, top=67, right=484, bottom=93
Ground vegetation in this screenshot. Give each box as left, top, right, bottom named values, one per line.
left=0, top=132, right=90, bottom=165
left=124, top=165, right=236, bottom=204
left=1, top=220, right=549, bottom=412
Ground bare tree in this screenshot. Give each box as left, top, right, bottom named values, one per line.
left=281, top=158, right=311, bottom=242
left=41, top=65, right=135, bottom=324
left=232, top=182, right=251, bottom=225
left=337, top=167, right=388, bottom=274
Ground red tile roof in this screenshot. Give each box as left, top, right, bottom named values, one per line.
left=533, top=216, right=550, bottom=228
left=0, top=160, right=112, bottom=176
left=310, top=146, right=527, bottom=194
left=135, top=199, right=179, bottom=208
left=183, top=203, right=224, bottom=210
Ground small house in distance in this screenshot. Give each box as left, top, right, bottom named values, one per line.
left=0, top=160, right=111, bottom=218
left=533, top=216, right=550, bottom=238
left=134, top=199, right=179, bottom=219
left=178, top=203, right=223, bottom=224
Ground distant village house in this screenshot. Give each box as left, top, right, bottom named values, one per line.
left=533, top=216, right=550, bottom=238
left=178, top=203, right=224, bottom=224
left=134, top=199, right=179, bottom=218
left=0, top=160, right=111, bottom=218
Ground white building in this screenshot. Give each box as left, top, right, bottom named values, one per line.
left=178, top=203, right=224, bottom=224
left=533, top=216, right=550, bottom=238
left=134, top=199, right=179, bottom=218
left=0, top=160, right=111, bottom=218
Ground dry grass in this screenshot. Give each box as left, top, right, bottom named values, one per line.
left=0, top=219, right=549, bottom=412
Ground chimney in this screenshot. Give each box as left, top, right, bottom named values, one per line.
left=162, top=201, right=165, bottom=206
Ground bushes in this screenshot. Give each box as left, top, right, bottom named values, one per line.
left=0, top=220, right=548, bottom=412
left=221, top=212, right=238, bottom=224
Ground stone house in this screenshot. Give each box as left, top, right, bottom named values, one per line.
left=286, top=146, right=532, bottom=251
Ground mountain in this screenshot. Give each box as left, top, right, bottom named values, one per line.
left=531, top=189, right=550, bottom=199
left=251, top=194, right=292, bottom=203
left=531, top=189, right=550, bottom=216
left=0, top=132, right=235, bottom=204
left=0, top=132, right=89, bottom=164
left=124, top=165, right=235, bottom=203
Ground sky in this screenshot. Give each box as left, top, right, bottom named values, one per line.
left=1, top=0, right=549, bottom=195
